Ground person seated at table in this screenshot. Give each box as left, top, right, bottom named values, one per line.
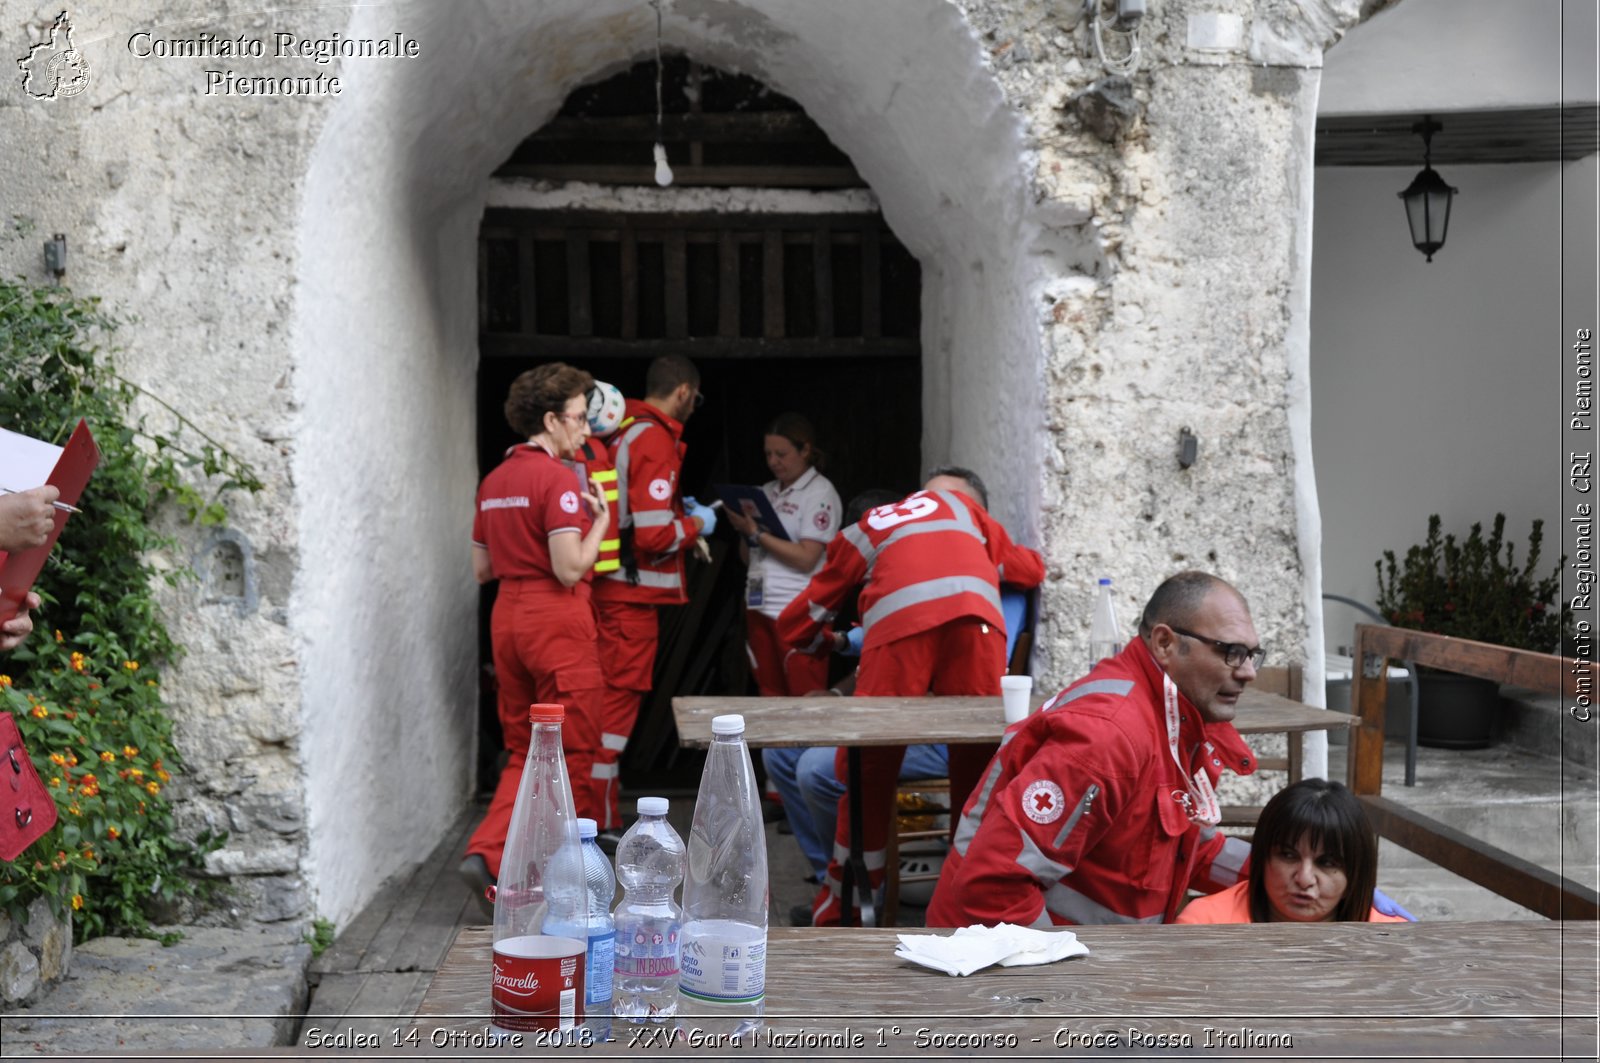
left=777, top=467, right=1045, bottom=926
left=1174, top=778, right=1408, bottom=924
left=927, top=571, right=1261, bottom=928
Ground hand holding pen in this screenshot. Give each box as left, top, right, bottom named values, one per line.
left=0, top=486, right=75, bottom=552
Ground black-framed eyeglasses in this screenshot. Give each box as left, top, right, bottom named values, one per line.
left=1169, top=626, right=1266, bottom=670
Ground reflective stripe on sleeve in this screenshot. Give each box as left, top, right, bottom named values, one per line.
left=1041, top=678, right=1135, bottom=713
left=1014, top=826, right=1073, bottom=886
left=601, top=732, right=629, bottom=752
left=633, top=510, right=675, bottom=528
left=1044, top=881, right=1165, bottom=925
left=590, top=761, right=620, bottom=779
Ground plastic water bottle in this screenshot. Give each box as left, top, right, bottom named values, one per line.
left=544, top=818, right=615, bottom=1041
left=612, top=796, right=686, bottom=1025
left=1090, top=577, right=1123, bottom=667
left=678, top=714, right=768, bottom=1038
left=490, top=704, right=587, bottom=1039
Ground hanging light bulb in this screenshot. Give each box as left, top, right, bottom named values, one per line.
left=654, top=142, right=674, bottom=187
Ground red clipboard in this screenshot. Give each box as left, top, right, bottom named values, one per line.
left=0, top=419, right=99, bottom=624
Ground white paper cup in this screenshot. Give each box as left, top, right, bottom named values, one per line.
left=1001, top=675, right=1034, bottom=724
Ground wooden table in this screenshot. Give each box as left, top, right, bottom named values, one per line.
left=412, top=922, right=1598, bottom=1058
left=673, top=690, right=1355, bottom=925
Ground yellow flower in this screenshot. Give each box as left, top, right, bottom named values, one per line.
left=0, top=674, right=10, bottom=687
left=122, top=745, right=138, bottom=758
left=69, top=652, right=86, bottom=673
left=122, top=660, right=139, bottom=672
left=145, top=781, right=160, bottom=796
left=99, top=751, right=115, bottom=763
left=156, top=769, right=170, bottom=783
left=66, top=753, right=77, bottom=766
left=145, top=679, right=156, bottom=687
left=81, top=846, right=95, bottom=861
left=54, top=629, right=63, bottom=643
left=30, top=704, right=48, bottom=718
left=68, top=804, right=81, bottom=816
left=80, top=783, right=99, bottom=797
left=49, top=753, right=65, bottom=766
left=128, top=768, right=143, bottom=780
left=106, top=826, right=120, bottom=840
left=70, top=894, right=83, bottom=910
left=49, top=776, right=60, bottom=788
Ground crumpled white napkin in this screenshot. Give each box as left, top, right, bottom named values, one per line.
left=894, top=923, right=1089, bottom=976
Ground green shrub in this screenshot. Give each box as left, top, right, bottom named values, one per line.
left=1376, top=514, right=1570, bottom=654
left=0, top=277, right=258, bottom=941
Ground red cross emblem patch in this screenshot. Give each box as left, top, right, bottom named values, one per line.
left=1021, top=779, right=1066, bottom=824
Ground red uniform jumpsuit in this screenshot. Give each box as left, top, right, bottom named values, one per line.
left=466, top=443, right=606, bottom=878
left=591, top=400, right=701, bottom=830
left=925, top=637, right=1256, bottom=928
left=776, top=488, right=1045, bottom=924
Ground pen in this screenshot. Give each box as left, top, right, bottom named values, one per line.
left=0, top=487, right=81, bottom=515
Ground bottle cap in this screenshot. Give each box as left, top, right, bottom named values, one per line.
left=576, top=817, right=597, bottom=838
left=1098, top=577, right=1112, bottom=586
left=637, top=796, right=669, bottom=817
left=528, top=703, right=564, bottom=723
left=711, top=713, right=745, bottom=735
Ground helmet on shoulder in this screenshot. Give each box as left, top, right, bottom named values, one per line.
left=586, top=380, right=626, bottom=437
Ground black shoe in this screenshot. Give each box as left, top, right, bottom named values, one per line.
left=458, top=854, right=496, bottom=923
left=788, top=902, right=813, bottom=928
left=596, top=830, right=625, bottom=856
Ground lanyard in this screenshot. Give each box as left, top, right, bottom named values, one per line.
left=1162, top=673, right=1220, bottom=827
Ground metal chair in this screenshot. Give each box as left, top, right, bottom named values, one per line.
left=1323, top=593, right=1420, bottom=787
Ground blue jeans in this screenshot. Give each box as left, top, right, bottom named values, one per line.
left=764, top=743, right=949, bottom=878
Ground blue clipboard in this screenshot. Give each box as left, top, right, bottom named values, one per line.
left=712, top=484, right=792, bottom=542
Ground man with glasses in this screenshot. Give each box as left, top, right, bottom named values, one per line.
left=591, top=354, right=715, bottom=844
left=927, top=571, right=1262, bottom=928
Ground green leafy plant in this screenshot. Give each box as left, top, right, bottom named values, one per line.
left=305, top=916, right=336, bottom=958
left=0, top=276, right=258, bottom=941
left=1376, top=514, right=1570, bottom=654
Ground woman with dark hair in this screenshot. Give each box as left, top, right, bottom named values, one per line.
left=459, top=362, right=611, bottom=903
left=724, top=412, right=842, bottom=698
left=1175, top=778, right=1406, bottom=923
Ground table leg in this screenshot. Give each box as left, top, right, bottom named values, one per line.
left=843, top=746, right=876, bottom=928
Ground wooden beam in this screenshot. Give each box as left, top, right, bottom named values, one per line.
left=516, top=236, right=537, bottom=337
left=565, top=233, right=591, bottom=338
left=479, top=335, right=920, bottom=360
left=814, top=228, right=833, bottom=339
left=664, top=230, right=687, bottom=340
left=762, top=229, right=784, bottom=340
left=717, top=230, right=739, bottom=338
left=494, top=164, right=868, bottom=189
left=1351, top=626, right=1391, bottom=796
left=862, top=226, right=881, bottom=339
left=483, top=210, right=887, bottom=236
left=1360, top=794, right=1600, bottom=921
left=526, top=110, right=839, bottom=145
left=619, top=229, right=638, bottom=340
left=1353, top=625, right=1572, bottom=695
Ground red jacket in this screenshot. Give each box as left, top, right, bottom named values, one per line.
left=595, top=400, right=700, bottom=605
left=926, top=637, right=1257, bottom=928
left=775, top=489, right=1043, bottom=653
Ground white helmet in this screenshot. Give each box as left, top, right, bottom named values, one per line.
left=586, top=380, right=626, bottom=438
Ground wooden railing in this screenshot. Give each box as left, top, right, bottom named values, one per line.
left=1349, top=624, right=1598, bottom=920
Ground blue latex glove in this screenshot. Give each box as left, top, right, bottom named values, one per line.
left=1371, top=887, right=1415, bottom=921
left=685, top=497, right=717, bottom=537
left=840, top=626, right=864, bottom=658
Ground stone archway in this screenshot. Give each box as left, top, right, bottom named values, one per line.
left=293, top=0, right=1053, bottom=925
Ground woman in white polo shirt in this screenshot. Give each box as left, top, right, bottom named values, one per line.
left=724, top=412, right=842, bottom=697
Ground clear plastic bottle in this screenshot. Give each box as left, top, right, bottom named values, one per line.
left=543, top=817, right=615, bottom=1041
left=490, top=703, right=587, bottom=1040
left=1090, top=576, right=1123, bottom=667
left=612, top=796, right=686, bottom=1026
left=678, top=714, right=768, bottom=1038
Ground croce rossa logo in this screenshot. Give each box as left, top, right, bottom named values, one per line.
left=19, top=10, right=90, bottom=100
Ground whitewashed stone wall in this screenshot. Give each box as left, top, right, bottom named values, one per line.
left=0, top=0, right=1379, bottom=926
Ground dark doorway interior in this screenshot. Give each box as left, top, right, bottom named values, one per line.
left=474, top=58, right=923, bottom=792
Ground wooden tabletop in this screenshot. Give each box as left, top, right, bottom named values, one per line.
left=672, top=688, right=1354, bottom=749
left=412, top=922, right=1597, bottom=1058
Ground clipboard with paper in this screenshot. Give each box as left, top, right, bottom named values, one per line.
left=0, top=419, right=100, bottom=623
left=712, top=483, right=792, bottom=542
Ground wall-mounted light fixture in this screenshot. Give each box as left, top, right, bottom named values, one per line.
left=650, top=0, right=673, bottom=187
left=1397, top=117, right=1458, bottom=262
left=43, top=233, right=66, bottom=278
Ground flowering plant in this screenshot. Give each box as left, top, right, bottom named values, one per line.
left=0, top=275, right=251, bottom=941
left=1376, top=514, right=1570, bottom=654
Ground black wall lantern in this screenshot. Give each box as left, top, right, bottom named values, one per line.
left=1398, top=117, right=1458, bottom=262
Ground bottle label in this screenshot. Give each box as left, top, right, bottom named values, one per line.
left=492, top=934, right=583, bottom=1033
left=678, top=924, right=766, bottom=1005
left=585, top=930, right=614, bottom=1002
left=613, top=921, right=679, bottom=977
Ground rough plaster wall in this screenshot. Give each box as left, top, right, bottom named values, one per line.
left=0, top=0, right=341, bottom=925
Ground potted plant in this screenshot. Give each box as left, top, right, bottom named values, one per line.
left=1375, top=514, right=1569, bottom=748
